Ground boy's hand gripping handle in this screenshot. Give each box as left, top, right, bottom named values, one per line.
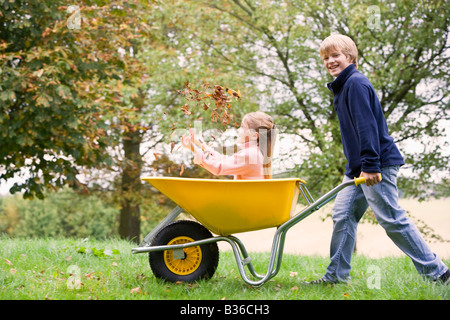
left=354, top=174, right=382, bottom=186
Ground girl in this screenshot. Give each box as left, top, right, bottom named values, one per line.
left=182, top=111, right=276, bottom=180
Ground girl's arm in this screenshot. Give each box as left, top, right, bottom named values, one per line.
left=182, top=132, right=262, bottom=177
left=200, top=146, right=261, bottom=177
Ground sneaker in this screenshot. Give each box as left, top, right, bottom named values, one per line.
left=304, top=277, right=337, bottom=285
left=437, top=269, right=450, bottom=285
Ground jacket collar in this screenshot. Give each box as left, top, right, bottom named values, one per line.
left=327, top=64, right=357, bottom=94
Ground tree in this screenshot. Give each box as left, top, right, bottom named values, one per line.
left=0, top=0, right=153, bottom=199
left=0, top=0, right=169, bottom=242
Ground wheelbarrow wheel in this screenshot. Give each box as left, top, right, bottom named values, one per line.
left=149, top=220, right=219, bottom=283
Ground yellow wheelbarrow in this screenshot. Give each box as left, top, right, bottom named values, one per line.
left=132, top=176, right=366, bottom=287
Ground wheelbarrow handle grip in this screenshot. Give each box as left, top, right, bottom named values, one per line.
left=354, top=174, right=382, bottom=186
left=354, top=177, right=365, bottom=186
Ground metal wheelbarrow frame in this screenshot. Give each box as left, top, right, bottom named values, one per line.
left=132, top=176, right=366, bottom=287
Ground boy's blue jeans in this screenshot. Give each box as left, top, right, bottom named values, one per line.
left=324, top=165, right=448, bottom=282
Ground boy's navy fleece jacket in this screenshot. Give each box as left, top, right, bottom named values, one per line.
left=327, top=64, right=404, bottom=178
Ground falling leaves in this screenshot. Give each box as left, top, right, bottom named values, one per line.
left=153, top=152, right=162, bottom=160
left=177, top=82, right=241, bottom=127
left=181, top=103, right=191, bottom=115
left=150, top=81, right=242, bottom=176
left=150, top=82, right=242, bottom=177
left=180, top=164, right=184, bottom=176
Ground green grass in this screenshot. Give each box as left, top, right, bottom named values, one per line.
left=0, top=237, right=448, bottom=300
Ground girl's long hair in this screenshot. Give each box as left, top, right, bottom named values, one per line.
left=243, top=112, right=277, bottom=179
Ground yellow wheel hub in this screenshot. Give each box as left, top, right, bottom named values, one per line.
left=163, top=236, right=202, bottom=275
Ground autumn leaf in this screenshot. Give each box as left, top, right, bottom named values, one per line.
left=5, top=258, right=13, bottom=266
left=130, top=287, right=141, bottom=294
left=181, top=104, right=191, bottom=115
left=180, top=164, right=184, bottom=176
left=211, top=109, right=218, bottom=122
left=41, top=27, right=52, bottom=38
left=32, top=69, right=44, bottom=78
left=153, top=153, right=162, bottom=160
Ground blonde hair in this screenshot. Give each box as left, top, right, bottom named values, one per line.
left=320, top=34, right=359, bottom=69
left=242, top=111, right=276, bottom=179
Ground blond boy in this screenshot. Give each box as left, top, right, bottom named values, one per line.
left=307, top=34, right=449, bottom=284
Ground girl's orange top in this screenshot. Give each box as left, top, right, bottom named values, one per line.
left=194, top=141, right=265, bottom=180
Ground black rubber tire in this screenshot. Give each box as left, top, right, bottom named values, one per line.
left=149, top=220, right=219, bottom=283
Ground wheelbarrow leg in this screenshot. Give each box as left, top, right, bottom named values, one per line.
left=224, top=231, right=288, bottom=287
left=138, top=206, right=184, bottom=247
left=227, top=235, right=265, bottom=280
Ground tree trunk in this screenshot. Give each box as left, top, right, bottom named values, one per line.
left=119, top=127, right=143, bottom=244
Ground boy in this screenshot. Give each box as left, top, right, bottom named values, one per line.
left=308, top=34, right=449, bottom=284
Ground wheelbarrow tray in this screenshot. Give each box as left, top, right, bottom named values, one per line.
left=135, top=176, right=365, bottom=286
left=142, top=177, right=305, bottom=235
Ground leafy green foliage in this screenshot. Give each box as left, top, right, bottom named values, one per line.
left=0, top=187, right=119, bottom=238
left=75, top=245, right=120, bottom=258
left=0, top=185, right=179, bottom=240
left=0, top=0, right=155, bottom=199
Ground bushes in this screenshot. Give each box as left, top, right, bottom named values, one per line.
left=0, top=188, right=119, bottom=239
left=0, top=187, right=176, bottom=240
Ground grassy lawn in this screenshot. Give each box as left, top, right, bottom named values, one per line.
left=1, top=237, right=448, bottom=301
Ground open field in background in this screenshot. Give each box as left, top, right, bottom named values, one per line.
left=219, top=198, right=450, bottom=259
